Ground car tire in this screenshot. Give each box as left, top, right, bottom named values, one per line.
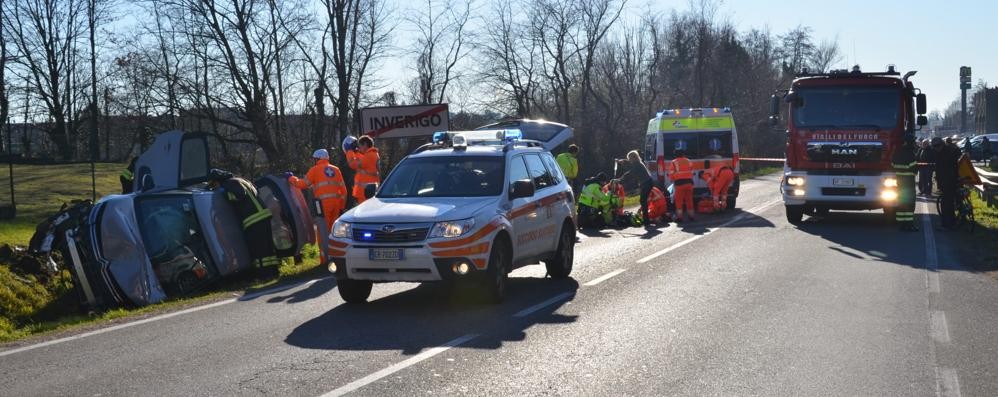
left=337, top=278, right=373, bottom=304
left=484, top=237, right=510, bottom=304
left=815, top=206, right=829, bottom=216
left=785, top=205, right=804, bottom=225
left=546, top=223, right=574, bottom=279
left=175, top=271, right=199, bottom=294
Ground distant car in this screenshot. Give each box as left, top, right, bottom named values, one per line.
left=328, top=122, right=576, bottom=303
left=36, top=131, right=321, bottom=309
left=968, top=134, right=998, bottom=161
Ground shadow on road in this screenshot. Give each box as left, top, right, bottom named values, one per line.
left=266, top=277, right=337, bottom=304
left=794, top=208, right=946, bottom=271
left=285, top=277, right=579, bottom=355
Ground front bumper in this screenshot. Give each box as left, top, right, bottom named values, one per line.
left=329, top=242, right=492, bottom=282
left=781, top=173, right=898, bottom=209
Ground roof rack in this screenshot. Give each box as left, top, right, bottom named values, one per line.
left=502, top=139, right=544, bottom=152
left=796, top=64, right=900, bottom=78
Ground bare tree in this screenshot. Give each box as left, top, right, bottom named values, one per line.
left=809, top=38, right=841, bottom=73
left=406, top=0, right=471, bottom=105
left=2, top=0, right=86, bottom=160
left=477, top=0, right=539, bottom=117
left=778, top=25, right=815, bottom=76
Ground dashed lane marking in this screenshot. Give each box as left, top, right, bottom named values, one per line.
left=636, top=200, right=781, bottom=264
left=583, top=269, right=627, bottom=287
left=513, top=292, right=574, bottom=318
left=0, top=277, right=330, bottom=358
left=938, top=367, right=962, bottom=397
left=320, top=333, right=479, bottom=397
left=930, top=311, right=951, bottom=344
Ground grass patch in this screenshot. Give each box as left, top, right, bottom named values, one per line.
left=961, top=194, right=998, bottom=279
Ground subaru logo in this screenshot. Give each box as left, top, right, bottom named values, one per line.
left=381, top=225, right=396, bottom=233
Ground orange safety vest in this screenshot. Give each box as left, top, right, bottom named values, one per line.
left=346, top=147, right=381, bottom=186
left=669, top=156, right=693, bottom=181
left=289, top=159, right=347, bottom=208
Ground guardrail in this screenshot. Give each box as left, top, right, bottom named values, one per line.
left=973, top=163, right=998, bottom=208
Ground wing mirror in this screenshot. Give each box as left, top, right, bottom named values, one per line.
left=769, top=95, right=780, bottom=126
left=509, top=179, right=535, bottom=199
left=363, top=183, right=378, bottom=200
left=917, top=115, right=928, bottom=126
left=916, top=93, right=927, bottom=115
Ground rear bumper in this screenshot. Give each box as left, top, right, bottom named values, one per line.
left=781, top=172, right=898, bottom=209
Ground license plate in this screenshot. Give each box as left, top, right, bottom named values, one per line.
left=832, top=178, right=854, bottom=186
left=369, top=248, right=404, bottom=261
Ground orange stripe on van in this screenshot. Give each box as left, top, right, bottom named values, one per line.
left=329, top=248, right=346, bottom=257
left=432, top=242, right=490, bottom=257
left=329, top=240, right=348, bottom=248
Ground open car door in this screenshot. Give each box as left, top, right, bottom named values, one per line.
left=254, top=176, right=321, bottom=259
left=133, top=131, right=210, bottom=192
left=476, top=119, right=573, bottom=151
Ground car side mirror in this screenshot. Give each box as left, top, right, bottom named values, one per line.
left=509, top=179, right=535, bottom=199
left=917, top=115, right=928, bottom=126
left=916, top=93, right=927, bottom=115
left=363, top=183, right=378, bottom=200
left=769, top=95, right=780, bottom=126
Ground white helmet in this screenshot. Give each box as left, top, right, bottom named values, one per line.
left=312, top=149, right=329, bottom=160
left=342, top=135, right=358, bottom=153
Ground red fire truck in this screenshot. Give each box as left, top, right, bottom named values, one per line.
left=770, top=65, right=928, bottom=224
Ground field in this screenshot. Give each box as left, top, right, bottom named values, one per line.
left=0, top=163, right=322, bottom=343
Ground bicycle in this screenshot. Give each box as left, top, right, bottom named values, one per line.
left=936, top=182, right=976, bottom=232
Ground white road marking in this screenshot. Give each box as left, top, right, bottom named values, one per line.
left=636, top=200, right=781, bottom=264
left=583, top=269, right=627, bottom=287
left=513, top=292, right=574, bottom=318
left=0, top=277, right=330, bottom=358
left=938, top=367, right=963, bottom=397
left=930, top=311, right=951, bottom=344
left=928, top=273, right=941, bottom=294
left=320, top=333, right=479, bottom=397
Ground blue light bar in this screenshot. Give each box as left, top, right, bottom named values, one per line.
left=432, top=131, right=449, bottom=144
left=361, top=231, right=374, bottom=240
left=502, top=129, right=523, bottom=143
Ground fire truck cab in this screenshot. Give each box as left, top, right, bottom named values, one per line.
left=772, top=65, right=928, bottom=224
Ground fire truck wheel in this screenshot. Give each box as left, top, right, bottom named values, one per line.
left=785, top=205, right=804, bottom=225
left=337, top=278, right=373, bottom=303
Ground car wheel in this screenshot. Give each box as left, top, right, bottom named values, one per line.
left=484, top=238, right=510, bottom=304
left=175, top=271, right=199, bottom=294
left=815, top=206, right=829, bottom=216
left=337, top=278, right=373, bottom=304
left=785, top=205, right=804, bottom=225
left=546, top=224, right=574, bottom=279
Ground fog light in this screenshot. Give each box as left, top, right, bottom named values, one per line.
left=792, top=189, right=806, bottom=197
left=881, top=190, right=898, bottom=201
left=883, top=177, right=898, bottom=188
left=327, top=262, right=337, bottom=273
left=451, top=262, right=470, bottom=275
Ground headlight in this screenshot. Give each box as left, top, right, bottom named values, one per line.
left=429, top=218, right=475, bottom=238
left=883, top=177, right=898, bottom=188
left=881, top=190, right=898, bottom=201
left=786, top=176, right=805, bottom=186
left=332, top=221, right=352, bottom=238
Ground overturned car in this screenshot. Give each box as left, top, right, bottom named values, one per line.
left=33, top=131, right=327, bottom=309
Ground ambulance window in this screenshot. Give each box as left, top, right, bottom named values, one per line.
left=539, top=153, right=564, bottom=185
left=659, top=133, right=699, bottom=159
left=698, top=131, right=733, bottom=159
left=508, top=156, right=530, bottom=186
left=644, top=134, right=656, bottom=160
left=524, top=154, right=555, bottom=189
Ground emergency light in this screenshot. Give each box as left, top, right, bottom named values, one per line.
left=432, top=131, right=450, bottom=144
left=501, top=129, right=523, bottom=143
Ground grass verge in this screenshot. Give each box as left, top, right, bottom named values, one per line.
left=959, top=194, right=998, bottom=280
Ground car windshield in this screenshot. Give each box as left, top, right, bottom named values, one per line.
left=378, top=156, right=505, bottom=198
left=134, top=195, right=216, bottom=294
left=792, top=86, right=900, bottom=130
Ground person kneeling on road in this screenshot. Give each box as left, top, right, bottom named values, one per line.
left=578, top=172, right=613, bottom=229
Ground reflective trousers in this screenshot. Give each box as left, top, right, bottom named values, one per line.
left=674, top=183, right=694, bottom=216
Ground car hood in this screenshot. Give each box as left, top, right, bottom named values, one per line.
left=343, top=197, right=500, bottom=224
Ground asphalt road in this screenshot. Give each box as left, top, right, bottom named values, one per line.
left=2, top=174, right=996, bottom=396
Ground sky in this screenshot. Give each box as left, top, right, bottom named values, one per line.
left=648, top=0, right=997, bottom=114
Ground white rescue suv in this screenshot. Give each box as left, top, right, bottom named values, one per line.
left=328, top=121, right=577, bottom=303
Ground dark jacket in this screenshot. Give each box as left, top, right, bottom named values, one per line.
left=618, top=160, right=653, bottom=189
left=934, top=145, right=961, bottom=189
left=917, top=147, right=936, bottom=168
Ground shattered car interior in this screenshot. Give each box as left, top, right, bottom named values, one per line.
left=30, top=131, right=325, bottom=310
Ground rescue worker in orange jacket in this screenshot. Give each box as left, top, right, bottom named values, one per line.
left=287, top=149, right=347, bottom=230
left=345, top=135, right=381, bottom=205
left=702, top=164, right=735, bottom=211
left=669, top=148, right=695, bottom=222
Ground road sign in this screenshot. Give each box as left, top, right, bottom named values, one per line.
left=961, top=83, right=972, bottom=89
left=960, top=76, right=971, bottom=83
left=360, top=104, right=450, bottom=138
left=960, top=66, right=972, bottom=77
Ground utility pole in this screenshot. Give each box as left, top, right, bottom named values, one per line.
left=960, top=66, right=972, bottom=135
left=88, top=0, right=98, bottom=201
